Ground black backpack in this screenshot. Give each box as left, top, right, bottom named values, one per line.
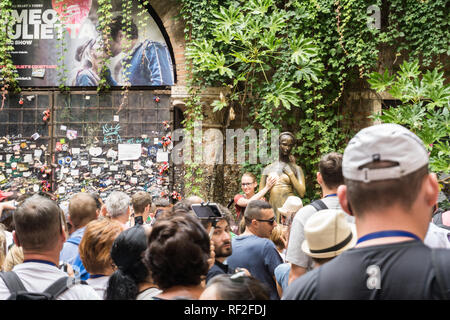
left=310, top=199, right=328, bottom=212
left=0, top=271, right=87, bottom=300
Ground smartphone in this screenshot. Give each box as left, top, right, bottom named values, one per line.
left=192, top=203, right=223, bottom=239
left=191, top=203, right=223, bottom=220
left=134, top=215, right=144, bottom=225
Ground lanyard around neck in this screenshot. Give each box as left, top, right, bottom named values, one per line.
left=324, top=193, right=337, bottom=198
left=356, top=230, right=421, bottom=245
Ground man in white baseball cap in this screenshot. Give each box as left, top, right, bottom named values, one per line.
left=283, top=123, right=449, bottom=300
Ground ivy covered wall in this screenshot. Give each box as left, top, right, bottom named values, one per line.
left=177, top=0, right=449, bottom=204
left=0, top=0, right=448, bottom=206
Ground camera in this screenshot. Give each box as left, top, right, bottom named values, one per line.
left=191, top=202, right=223, bottom=220
left=191, top=202, right=224, bottom=238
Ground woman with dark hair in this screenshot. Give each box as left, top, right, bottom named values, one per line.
left=199, top=273, right=270, bottom=300
left=144, top=214, right=211, bottom=300
left=105, top=224, right=161, bottom=300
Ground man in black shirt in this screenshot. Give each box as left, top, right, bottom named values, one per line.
left=206, top=218, right=233, bottom=283
left=202, top=205, right=235, bottom=283
left=283, top=123, right=450, bottom=300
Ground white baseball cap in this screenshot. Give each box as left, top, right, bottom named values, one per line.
left=343, top=123, right=429, bottom=183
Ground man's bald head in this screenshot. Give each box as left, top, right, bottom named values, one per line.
left=185, top=196, right=204, bottom=206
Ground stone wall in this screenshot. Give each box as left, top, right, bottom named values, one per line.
left=169, top=85, right=239, bottom=206
left=150, top=0, right=188, bottom=86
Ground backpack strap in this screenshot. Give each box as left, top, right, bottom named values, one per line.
left=431, top=249, right=450, bottom=299
left=0, top=271, right=27, bottom=295
left=435, top=224, right=450, bottom=231
left=432, top=211, right=443, bottom=226
left=310, top=199, right=328, bottom=212
left=43, top=277, right=88, bottom=300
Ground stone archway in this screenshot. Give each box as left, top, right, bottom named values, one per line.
left=150, top=0, right=188, bottom=87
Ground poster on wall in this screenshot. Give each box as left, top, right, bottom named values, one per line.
left=6, top=0, right=174, bottom=87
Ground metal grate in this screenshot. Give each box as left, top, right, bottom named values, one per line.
left=0, top=90, right=173, bottom=202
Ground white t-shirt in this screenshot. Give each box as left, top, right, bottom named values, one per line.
left=5, top=231, right=13, bottom=252
left=0, top=261, right=101, bottom=300
left=424, top=222, right=450, bottom=249
left=286, top=196, right=354, bottom=269
left=87, top=275, right=110, bottom=299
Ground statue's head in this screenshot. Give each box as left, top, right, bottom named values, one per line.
left=279, top=132, right=295, bottom=157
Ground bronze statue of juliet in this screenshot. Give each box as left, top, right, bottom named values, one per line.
left=259, top=132, right=306, bottom=223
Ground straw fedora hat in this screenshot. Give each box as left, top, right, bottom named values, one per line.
left=278, top=196, right=303, bottom=218
left=302, top=209, right=357, bottom=259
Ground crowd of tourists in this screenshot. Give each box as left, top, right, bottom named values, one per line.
left=0, top=123, right=449, bottom=300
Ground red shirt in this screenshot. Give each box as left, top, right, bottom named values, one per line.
left=234, top=194, right=245, bottom=220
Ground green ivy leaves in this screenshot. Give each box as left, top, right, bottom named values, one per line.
left=0, top=0, right=20, bottom=96
left=186, top=0, right=321, bottom=113
left=368, top=69, right=395, bottom=92
left=180, top=0, right=449, bottom=201
left=383, top=0, right=448, bottom=67
left=290, top=37, right=319, bottom=65
left=369, top=60, right=450, bottom=174
left=370, top=60, right=450, bottom=109
left=265, top=82, right=301, bottom=110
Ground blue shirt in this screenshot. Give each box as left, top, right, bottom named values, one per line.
left=75, top=69, right=98, bottom=86
left=122, top=40, right=174, bottom=86
left=59, top=227, right=85, bottom=265
left=71, top=253, right=90, bottom=281
left=75, top=68, right=117, bottom=87
left=274, top=263, right=291, bottom=291
left=226, top=235, right=283, bottom=300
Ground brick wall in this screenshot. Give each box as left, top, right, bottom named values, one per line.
left=150, top=0, right=188, bottom=86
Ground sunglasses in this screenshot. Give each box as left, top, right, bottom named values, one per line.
left=256, top=217, right=276, bottom=225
